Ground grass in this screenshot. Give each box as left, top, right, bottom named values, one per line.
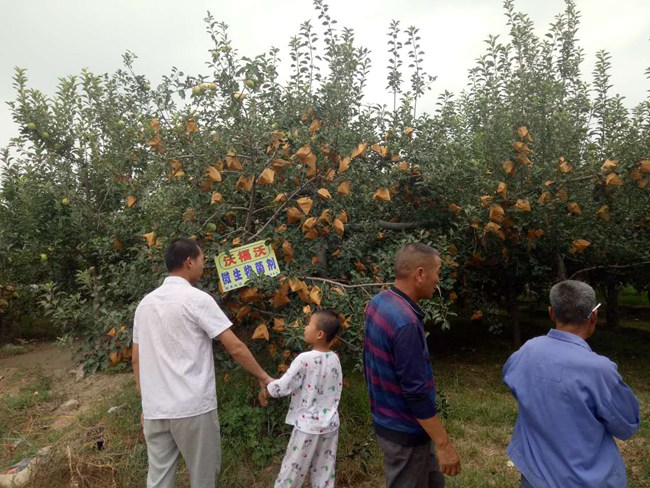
left=2, top=310, right=648, bottom=487
left=13, top=373, right=147, bottom=488
left=619, top=286, right=650, bottom=308
left=0, top=342, right=32, bottom=357
left=0, top=368, right=62, bottom=467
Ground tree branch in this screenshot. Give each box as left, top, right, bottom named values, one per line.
left=378, top=220, right=424, bottom=230
left=247, top=303, right=289, bottom=318
left=349, top=220, right=428, bottom=231
left=244, top=176, right=258, bottom=234
left=304, top=277, right=392, bottom=289
left=337, top=335, right=361, bottom=351
left=564, top=174, right=600, bottom=183
left=242, top=146, right=279, bottom=240
left=167, top=152, right=257, bottom=161
left=569, top=261, right=650, bottom=280
left=246, top=176, right=318, bottom=243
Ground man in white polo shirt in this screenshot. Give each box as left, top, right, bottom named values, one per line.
left=132, top=238, right=273, bottom=488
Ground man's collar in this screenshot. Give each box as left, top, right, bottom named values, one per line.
left=164, top=276, right=192, bottom=286
left=389, top=286, right=425, bottom=320
left=547, top=328, right=592, bottom=351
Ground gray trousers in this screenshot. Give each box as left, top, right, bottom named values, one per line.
left=377, top=435, right=445, bottom=488
left=520, top=475, right=534, bottom=488
left=143, top=409, right=221, bottom=488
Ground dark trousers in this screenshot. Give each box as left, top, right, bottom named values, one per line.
left=376, top=435, right=445, bottom=488
left=520, top=474, right=535, bottom=487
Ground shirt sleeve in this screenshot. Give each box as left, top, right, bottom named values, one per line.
left=393, top=323, right=437, bottom=419
left=595, top=362, right=640, bottom=440
left=132, top=306, right=140, bottom=344
left=333, top=356, right=343, bottom=403
left=502, top=351, right=520, bottom=399
left=194, top=293, right=232, bottom=339
left=267, top=354, right=306, bottom=398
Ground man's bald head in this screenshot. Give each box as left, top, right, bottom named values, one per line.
left=394, top=243, right=440, bottom=279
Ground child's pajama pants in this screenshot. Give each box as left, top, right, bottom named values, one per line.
left=274, top=427, right=338, bottom=488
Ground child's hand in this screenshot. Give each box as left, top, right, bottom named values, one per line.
left=258, top=376, right=273, bottom=390
left=258, top=387, right=269, bottom=407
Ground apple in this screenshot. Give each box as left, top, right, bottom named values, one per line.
left=206, top=223, right=217, bottom=232
left=27, top=122, right=36, bottom=130
left=244, top=79, right=255, bottom=89
left=61, top=197, right=70, bottom=206
left=207, top=83, right=217, bottom=90
left=40, top=253, right=48, bottom=263
left=233, top=92, right=245, bottom=101
left=117, top=120, right=125, bottom=128
left=41, top=132, right=50, bottom=139
left=192, top=86, right=202, bottom=96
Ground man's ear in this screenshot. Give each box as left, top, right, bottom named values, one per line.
left=589, top=310, right=598, bottom=326
left=549, top=306, right=556, bottom=322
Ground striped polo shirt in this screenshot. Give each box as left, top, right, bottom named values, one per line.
left=363, top=286, right=437, bottom=446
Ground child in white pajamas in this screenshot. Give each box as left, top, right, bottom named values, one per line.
left=261, top=310, right=343, bottom=488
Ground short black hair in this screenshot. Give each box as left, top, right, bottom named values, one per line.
left=165, top=239, right=201, bottom=272
left=313, top=309, right=341, bottom=343
left=394, top=243, right=440, bottom=279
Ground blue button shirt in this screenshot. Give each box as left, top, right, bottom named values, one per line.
left=503, top=329, right=640, bottom=488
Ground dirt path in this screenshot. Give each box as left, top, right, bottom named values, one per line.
left=0, top=343, right=134, bottom=486
left=0, top=342, right=131, bottom=427
left=0, top=342, right=76, bottom=370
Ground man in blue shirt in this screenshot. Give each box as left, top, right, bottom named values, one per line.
left=503, top=280, right=640, bottom=488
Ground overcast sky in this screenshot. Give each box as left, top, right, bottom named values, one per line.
left=1, top=0, right=649, bottom=150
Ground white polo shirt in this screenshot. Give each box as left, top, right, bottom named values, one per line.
left=133, top=276, right=232, bottom=419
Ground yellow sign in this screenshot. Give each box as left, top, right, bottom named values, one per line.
left=215, top=240, right=280, bottom=292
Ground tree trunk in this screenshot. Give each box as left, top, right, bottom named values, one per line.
left=456, top=292, right=466, bottom=314
left=507, top=281, right=521, bottom=348
left=510, top=299, right=521, bottom=348
left=605, top=280, right=620, bottom=328
left=556, top=253, right=567, bottom=281
left=315, top=243, right=328, bottom=277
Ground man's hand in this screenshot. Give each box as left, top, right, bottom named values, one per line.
left=436, top=442, right=461, bottom=476
left=415, top=415, right=461, bottom=476
left=219, top=330, right=275, bottom=386
left=258, top=388, right=269, bottom=407
left=257, top=377, right=273, bottom=407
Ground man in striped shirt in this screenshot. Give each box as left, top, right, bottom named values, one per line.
left=364, top=243, right=460, bottom=487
